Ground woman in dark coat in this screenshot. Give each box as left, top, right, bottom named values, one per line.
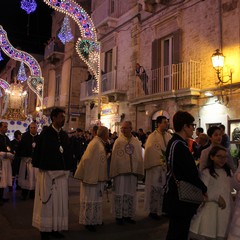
left=163, top=111, right=207, bottom=240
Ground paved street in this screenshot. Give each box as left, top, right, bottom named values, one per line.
left=0, top=177, right=168, bottom=240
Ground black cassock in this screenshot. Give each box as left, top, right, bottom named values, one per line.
left=32, top=125, right=74, bottom=171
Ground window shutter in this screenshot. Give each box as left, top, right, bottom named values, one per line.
left=152, top=39, right=161, bottom=70
left=172, top=29, right=182, bottom=64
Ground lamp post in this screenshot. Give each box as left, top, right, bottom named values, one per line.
left=211, top=49, right=232, bottom=84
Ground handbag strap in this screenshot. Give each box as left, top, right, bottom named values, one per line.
left=168, top=139, right=187, bottom=185
left=165, top=140, right=181, bottom=190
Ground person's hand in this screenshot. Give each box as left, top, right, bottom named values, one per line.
left=218, top=195, right=226, bottom=209
left=7, top=152, right=14, bottom=160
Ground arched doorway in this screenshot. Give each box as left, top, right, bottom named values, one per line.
left=151, top=110, right=170, bottom=132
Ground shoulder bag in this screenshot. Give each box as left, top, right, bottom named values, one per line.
left=169, top=140, right=204, bottom=204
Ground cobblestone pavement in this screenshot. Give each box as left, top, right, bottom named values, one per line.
left=0, top=177, right=168, bottom=240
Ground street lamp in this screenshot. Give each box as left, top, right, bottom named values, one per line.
left=211, top=49, right=232, bottom=84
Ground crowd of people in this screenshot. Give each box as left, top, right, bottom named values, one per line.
left=0, top=108, right=240, bottom=240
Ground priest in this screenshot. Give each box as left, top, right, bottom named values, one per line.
left=74, top=126, right=109, bottom=232
left=110, top=121, right=144, bottom=225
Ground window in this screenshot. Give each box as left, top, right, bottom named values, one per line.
left=105, top=49, right=113, bottom=73
left=151, top=30, right=181, bottom=92
left=162, top=36, right=173, bottom=91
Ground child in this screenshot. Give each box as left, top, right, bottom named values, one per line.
left=228, top=161, right=240, bottom=240
left=199, top=126, right=222, bottom=171
left=189, top=145, right=233, bottom=240
left=199, top=126, right=235, bottom=172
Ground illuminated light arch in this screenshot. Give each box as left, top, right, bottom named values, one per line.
left=0, top=25, right=44, bottom=104
left=0, top=78, right=10, bottom=117
left=43, top=0, right=100, bottom=90
left=0, top=78, right=10, bottom=92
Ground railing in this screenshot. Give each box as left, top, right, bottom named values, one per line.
left=133, top=60, right=201, bottom=98
left=80, top=70, right=127, bottom=100
left=80, top=79, right=98, bottom=100
left=102, top=70, right=128, bottom=94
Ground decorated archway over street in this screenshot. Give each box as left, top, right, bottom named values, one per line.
left=0, top=25, right=44, bottom=105
left=43, top=0, right=101, bottom=93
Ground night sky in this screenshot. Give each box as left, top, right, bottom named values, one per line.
left=0, top=0, right=53, bottom=70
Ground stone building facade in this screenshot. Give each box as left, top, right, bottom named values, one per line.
left=88, top=0, right=240, bottom=140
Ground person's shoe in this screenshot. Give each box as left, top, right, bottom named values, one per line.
left=51, top=231, right=65, bottom=238
left=85, top=225, right=97, bottom=232
left=116, top=218, right=124, bottom=225
left=148, top=212, right=161, bottom=220
left=40, top=232, right=50, bottom=240
left=124, top=217, right=136, bottom=224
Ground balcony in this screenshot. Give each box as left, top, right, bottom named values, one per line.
left=91, top=0, right=119, bottom=29
left=101, top=70, right=127, bottom=95
left=44, top=40, right=65, bottom=64
left=131, top=60, right=201, bottom=100
left=80, top=79, right=98, bottom=101
left=80, top=70, right=127, bottom=101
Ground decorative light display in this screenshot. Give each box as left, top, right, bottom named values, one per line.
left=0, top=49, right=3, bottom=61
left=58, top=15, right=74, bottom=44
left=44, top=0, right=97, bottom=40
left=20, top=0, right=37, bottom=14
left=0, top=78, right=10, bottom=92
left=0, top=80, right=29, bottom=121
left=77, top=39, right=100, bottom=80
left=0, top=25, right=43, bottom=103
left=43, top=0, right=100, bottom=92
left=17, top=62, right=28, bottom=82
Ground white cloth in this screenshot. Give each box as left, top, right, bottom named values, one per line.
left=32, top=170, right=69, bottom=232
left=18, top=157, right=38, bottom=190
left=189, top=168, right=233, bottom=239
left=228, top=165, right=240, bottom=240
left=143, top=130, right=171, bottom=215
left=144, top=166, right=166, bottom=215
left=0, top=154, right=12, bottom=188
left=199, top=145, right=212, bottom=171
left=79, top=181, right=105, bottom=225
left=112, top=174, right=137, bottom=219
left=144, top=130, right=172, bottom=170
left=110, top=135, right=144, bottom=178
left=74, top=136, right=108, bottom=184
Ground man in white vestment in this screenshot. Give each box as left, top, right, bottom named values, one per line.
left=0, top=122, right=14, bottom=205
left=32, top=108, right=74, bottom=240
left=74, top=126, right=109, bottom=232
left=110, top=121, right=144, bottom=225
left=144, top=116, right=172, bottom=219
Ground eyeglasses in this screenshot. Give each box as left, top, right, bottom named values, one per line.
left=189, top=123, right=197, bottom=129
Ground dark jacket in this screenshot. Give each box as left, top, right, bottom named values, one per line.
left=0, top=134, right=12, bottom=153
left=18, top=131, right=39, bottom=158
left=32, top=125, right=74, bottom=170
left=163, top=133, right=207, bottom=216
